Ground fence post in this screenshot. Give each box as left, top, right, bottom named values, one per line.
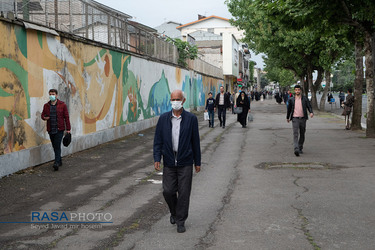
left=85, top=3, right=88, bottom=38
left=54, top=0, right=58, bottom=29
left=124, top=21, right=128, bottom=50
left=69, top=0, right=72, bottom=32
left=107, top=14, right=111, bottom=45
left=14, top=0, right=18, bottom=19
left=91, top=7, right=94, bottom=40
left=114, top=19, right=117, bottom=47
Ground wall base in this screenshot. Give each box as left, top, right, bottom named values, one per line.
left=0, top=117, right=159, bottom=178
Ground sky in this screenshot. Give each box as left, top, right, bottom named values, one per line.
left=94, top=0, right=265, bottom=68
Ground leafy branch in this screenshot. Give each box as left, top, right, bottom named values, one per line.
left=166, top=38, right=198, bottom=67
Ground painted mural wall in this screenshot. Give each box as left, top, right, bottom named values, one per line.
left=0, top=20, right=223, bottom=175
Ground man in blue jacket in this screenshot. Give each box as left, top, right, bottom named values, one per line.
left=153, top=89, right=201, bottom=233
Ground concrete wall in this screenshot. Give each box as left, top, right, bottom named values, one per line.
left=0, top=19, right=223, bottom=177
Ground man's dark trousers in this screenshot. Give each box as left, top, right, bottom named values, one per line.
left=49, top=130, right=64, bottom=164
left=163, top=165, right=193, bottom=226
left=292, top=117, right=306, bottom=151
left=217, top=105, right=226, bottom=127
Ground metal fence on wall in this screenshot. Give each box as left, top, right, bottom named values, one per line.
left=0, top=0, right=178, bottom=64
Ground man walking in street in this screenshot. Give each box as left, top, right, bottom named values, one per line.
left=215, top=86, right=230, bottom=128
left=153, top=89, right=201, bottom=233
left=41, top=89, right=71, bottom=171
left=205, top=92, right=216, bottom=128
left=286, top=85, right=314, bottom=156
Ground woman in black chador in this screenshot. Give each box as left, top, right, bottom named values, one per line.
left=236, top=92, right=251, bottom=128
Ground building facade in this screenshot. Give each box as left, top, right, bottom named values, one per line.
left=177, top=15, right=250, bottom=93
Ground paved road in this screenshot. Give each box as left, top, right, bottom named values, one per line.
left=1, top=98, right=374, bottom=249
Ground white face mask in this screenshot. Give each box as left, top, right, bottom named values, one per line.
left=171, top=101, right=183, bottom=110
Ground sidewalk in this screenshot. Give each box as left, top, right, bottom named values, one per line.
left=0, top=98, right=374, bottom=249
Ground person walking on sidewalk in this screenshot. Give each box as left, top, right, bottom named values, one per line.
left=342, top=88, right=354, bottom=130
left=230, top=92, right=235, bottom=114
left=205, top=92, right=216, bottom=128
left=215, top=86, right=230, bottom=128
left=153, top=89, right=201, bottom=233
left=41, top=89, right=71, bottom=171
left=236, top=91, right=251, bottom=128
left=286, top=85, right=314, bottom=156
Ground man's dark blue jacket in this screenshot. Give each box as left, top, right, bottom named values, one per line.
left=153, top=109, right=201, bottom=167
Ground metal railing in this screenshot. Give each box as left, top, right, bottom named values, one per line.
left=0, top=0, right=178, bottom=64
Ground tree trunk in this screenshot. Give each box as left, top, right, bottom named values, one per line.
left=301, top=76, right=308, bottom=96
left=352, top=38, right=364, bottom=130
left=309, top=68, right=323, bottom=110
left=307, top=65, right=319, bottom=110
left=320, top=71, right=331, bottom=111
left=364, top=31, right=375, bottom=137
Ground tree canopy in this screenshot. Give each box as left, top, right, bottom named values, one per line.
left=227, top=0, right=355, bottom=109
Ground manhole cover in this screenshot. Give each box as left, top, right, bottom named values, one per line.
left=269, top=164, right=325, bottom=169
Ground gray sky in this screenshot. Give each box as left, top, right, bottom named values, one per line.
left=95, top=0, right=232, bottom=27
left=95, top=0, right=264, bottom=69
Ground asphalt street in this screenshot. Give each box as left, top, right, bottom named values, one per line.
left=0, top=98, right=374, bottom=250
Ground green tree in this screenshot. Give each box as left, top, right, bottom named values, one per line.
left=271, top=0, right=375, bottom=136
left=166, top=38, right=198, bottom=67
left=260, top=74, right=270, bottom=89
left=226, top=0, right=351, bottom=110
left=264, top=57, right=296, bottom=88
left=332, top=58, right=356, bottom=92
left=249, top=60, right=257, bottom=86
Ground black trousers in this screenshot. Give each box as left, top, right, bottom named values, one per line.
left=217, top=105, right=226, bottom=126
left=163, top=165, right=193, bottom=226
left=49, top=130, right=64, bottom=164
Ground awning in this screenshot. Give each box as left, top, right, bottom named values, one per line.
left=23, top=21, right=59, bottom=36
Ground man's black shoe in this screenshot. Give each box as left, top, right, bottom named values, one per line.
left=177, top=225, right=186, bottom=233
left=299, top=149, right=303, bottom=154
left=53, top=162, right=59, bottom=171
left=222, top=126, right=225, bottom=129
left=170, top=215, right=176, bottom=225
left=294, top=150, right=300, bottom=157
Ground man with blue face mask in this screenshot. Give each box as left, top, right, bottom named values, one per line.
left=41, top=89, right=71, bottom=171
left=153, top=89, right=201, bottom=233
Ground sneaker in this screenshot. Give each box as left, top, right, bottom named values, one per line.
left=294, top=150, right=300, bottom=157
